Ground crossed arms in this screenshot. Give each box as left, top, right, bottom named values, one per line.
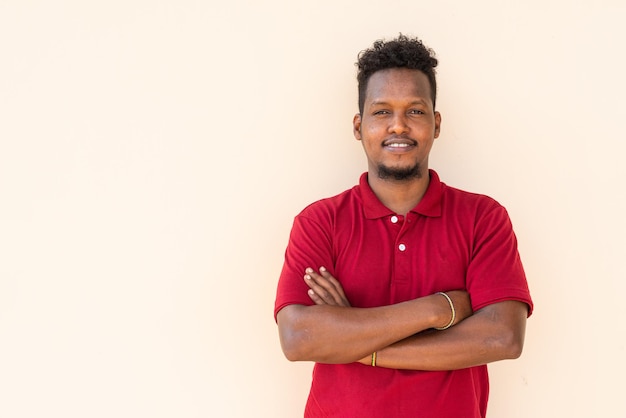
left=277, top=267, right=528, bottom=371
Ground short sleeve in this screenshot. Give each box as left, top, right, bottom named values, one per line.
left=465, top=203, right=533, bottom=316
left=274, top=210, right=336, bottom=321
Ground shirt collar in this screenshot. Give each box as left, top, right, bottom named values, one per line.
left=359, top=169, right=444, bottom=219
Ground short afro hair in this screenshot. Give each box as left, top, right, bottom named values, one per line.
left=356, top=34, right=438, bottom=114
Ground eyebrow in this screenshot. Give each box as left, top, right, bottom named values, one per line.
left=369, top=99, right=429, bottom=106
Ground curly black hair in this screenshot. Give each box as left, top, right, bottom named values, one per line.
left=356, top=34, right=438, bottom=114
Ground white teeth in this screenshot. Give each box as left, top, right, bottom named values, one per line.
left=388, top=143, right=410, bottom=147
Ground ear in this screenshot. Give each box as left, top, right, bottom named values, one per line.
left=353, top=114, right=362, bottom=141
left=434, top=111, right=442, bottom=138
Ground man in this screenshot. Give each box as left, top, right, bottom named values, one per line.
left=274, top=34, right=533, bottom=418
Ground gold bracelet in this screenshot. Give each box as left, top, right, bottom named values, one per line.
left=371, top=351, right=377, bottom=367
left=434, top=291, right=456, bottom=330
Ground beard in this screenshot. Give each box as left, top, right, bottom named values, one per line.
left=377, top=162, right=422, bottom=181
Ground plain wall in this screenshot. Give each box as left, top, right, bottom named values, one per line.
left=1, top=1, right=625, bottom=416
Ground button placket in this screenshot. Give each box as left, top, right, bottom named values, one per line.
left=391, top=214, right=410, bottom=295
left=390, top=214, right=407, bottom=252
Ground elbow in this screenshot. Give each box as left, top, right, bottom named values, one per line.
left=494, top=328, right=525, bottom=360
left=478, top=301, right=528, bottom=361
left=277, top=306, right=311, bottom=362
left=283, top=350, right=299, bottom=362
left=509, top=330, right=526, bottom=359
left=503, top=316, right=527, bottom=360
left=280, top=330, right=307, bottom=362
left=504, top=337, right=524, bottom=359
left=283, top=347, right=305, bottom=362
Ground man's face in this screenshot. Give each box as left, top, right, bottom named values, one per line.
left=353, top=68, right=441, bottom=181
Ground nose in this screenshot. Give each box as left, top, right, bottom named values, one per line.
left=388, top=112, right=409, bottom=135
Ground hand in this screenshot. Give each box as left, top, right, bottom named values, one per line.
left=304, top=267, right=351, bottom=307
left=436, top=290, right=473, bottom=328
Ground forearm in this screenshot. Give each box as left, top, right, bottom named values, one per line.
left=277, top=295, right=447, bottom=364
left=372, top=301, right=528, bottom=371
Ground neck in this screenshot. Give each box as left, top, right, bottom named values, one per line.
left=367, top=170, right=431, bottom=216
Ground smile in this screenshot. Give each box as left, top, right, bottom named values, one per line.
left=382, top=137, right=417, bottom=149
left=383, top=139, right=416, bottom=152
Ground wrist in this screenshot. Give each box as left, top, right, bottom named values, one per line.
left=425, top=293, right=445, bottom=328
left=433, top=292, right=455, bottom=330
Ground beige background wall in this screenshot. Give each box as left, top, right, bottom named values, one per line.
left=1, top=1, right=625, bottom=417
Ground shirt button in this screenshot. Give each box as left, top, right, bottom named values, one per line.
left=398, top=244, right=406, bottom=251
left=391, top=215, right=398, bottom=224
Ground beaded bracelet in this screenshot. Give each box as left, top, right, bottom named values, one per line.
left=434, top=291, right=456, bottom=330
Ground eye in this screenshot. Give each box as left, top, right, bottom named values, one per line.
left=373, top=110, right=390, bottom=115
left=408, top=109, right=425, bottom=115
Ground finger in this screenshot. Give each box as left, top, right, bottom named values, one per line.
left=319, top=267, right=351, bottom=307
left=306, top=269, right=345, bottom=305
left=304, top=270, right=337, bottom=305
left=307, top=288, right=326, bottom=305
left=318, top=266, right=341, bottom=286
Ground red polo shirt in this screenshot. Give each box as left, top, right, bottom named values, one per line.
left=275, top=170, right=533, bottom=418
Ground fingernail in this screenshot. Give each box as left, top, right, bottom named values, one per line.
left=305, top=268, right=313, bottom=274
left=308, top=289, right=315, bottom=295
left=304, top=274, right=311, bottom=280
left=320, top=266, right=326, bottom=272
